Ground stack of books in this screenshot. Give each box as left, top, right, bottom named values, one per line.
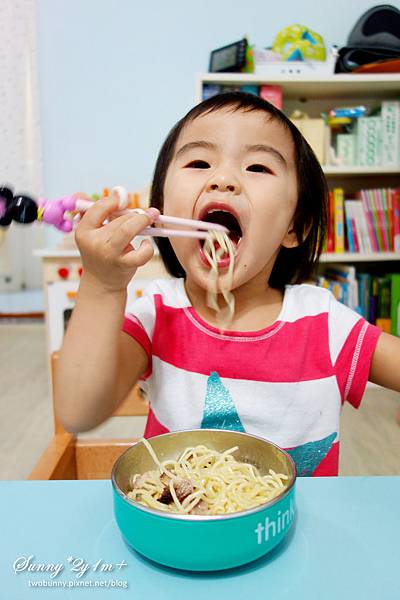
left=325, top=187, right=400, bottom=254
left=317, top=267, right=400, bottom=334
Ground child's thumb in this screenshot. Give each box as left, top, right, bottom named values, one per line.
left=130, top=238, right=154, bottom=267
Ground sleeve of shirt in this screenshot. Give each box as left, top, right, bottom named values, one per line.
left=122, top=283, right=157, bottom=380
left=327, top=292, right=381, bottom=408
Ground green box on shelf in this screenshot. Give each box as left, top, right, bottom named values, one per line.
left=382, top=101, right=400, bottom=166
left=337, top=134, right=356, bottom=166
left=356, top=117, right=383, bottom=166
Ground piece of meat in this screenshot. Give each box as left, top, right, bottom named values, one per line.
left=158, top=478, right=194, bottom=505
left=174, top=479, right=194, bottom=501
left=158, top=486, right=173, bottom=504
left=189, top=500, right=209, bottom=515
left=160, top=473, right=170, bottom=486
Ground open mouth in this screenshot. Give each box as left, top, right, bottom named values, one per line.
left=199, top=208, right=243, bottom=267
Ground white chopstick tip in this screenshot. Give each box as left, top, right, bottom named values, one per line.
left=111, top=186, right=129, bottom=210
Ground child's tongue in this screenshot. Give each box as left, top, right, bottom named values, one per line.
left=211, top=236, right=238, bottom=264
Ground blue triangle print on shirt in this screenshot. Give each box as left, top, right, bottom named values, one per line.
left=286, top=432, right=337, bottom=477
left=201, top=371, right=245, bottom=432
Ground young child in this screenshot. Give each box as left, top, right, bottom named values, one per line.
left=58, top=92, right=400, bottom=477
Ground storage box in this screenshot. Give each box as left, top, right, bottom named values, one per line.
left=381, top=101, right=400, bottom=166
left=259, top=85, right=282, bottom=109
left=290, top=116, right=326, bottom=164
left=253, top=49, right=336, bottom=76
left=356, top=117, right=383, bottom=166
left=336, top=134, right=356, bottom=166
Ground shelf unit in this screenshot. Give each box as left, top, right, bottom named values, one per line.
left=196, top=73, right=400, bottom=269
left=195, top=73, right=400, bottom=102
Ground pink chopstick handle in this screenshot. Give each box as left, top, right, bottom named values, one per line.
left=157, top=214, right=227, bottom=232
left=140, top=227, right=209, bottom=239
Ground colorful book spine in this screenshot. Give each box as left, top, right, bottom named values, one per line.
left=390, top=274, right=400, bottom=336
left=345, top=200, right=360, bottom=252
left=333, top=188, right=345, bottom=253
left=369, top=277, right=379, bottom=324
left=374, top=189, right=389, bottom=251
left=360, top=191, right=379, bottom=252
left=367, top=189, right=383, bottom=251
left=357, top=273, right=371, bottom=319
left=344, top=200, right=355, bottom=252
left=393, top=188, right=400, bottom=252
left=381, top=188, right=391, bottom=250
left=385, top=188, right=394, bottom=251
left=327, top=191, right=334, bottom=252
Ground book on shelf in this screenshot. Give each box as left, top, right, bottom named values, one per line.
left=317, top=268, right=400, bottom=334
left=333, top=188, right=345, bottom=253
left=390, top=274, right=400, bottom=336
left=317, top=265, right=358, bottom=311
left=326, top=187, right=400, bottom=254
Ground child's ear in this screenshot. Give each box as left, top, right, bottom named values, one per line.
left=281, top=223, right=300, bottom=249
left=282, top=221, right=312, bottom=248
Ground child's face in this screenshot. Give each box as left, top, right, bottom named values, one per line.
left=162, top=108, right=299, bottom=294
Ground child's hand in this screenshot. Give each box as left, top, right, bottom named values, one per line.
left=75, top=196, right=158, bottom=293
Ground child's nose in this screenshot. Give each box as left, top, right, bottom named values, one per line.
left=206, top=171, right=241, bottom=194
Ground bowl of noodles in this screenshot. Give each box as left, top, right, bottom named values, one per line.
left=111, top=429, right=296, bottom=571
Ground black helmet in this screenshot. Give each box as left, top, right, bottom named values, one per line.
left=335, top=5, right=400, bottom=72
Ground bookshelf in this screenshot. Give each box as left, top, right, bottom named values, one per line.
left=195, top=73, right=400, bottom=268
left=195, top=73, right=400, bottom=102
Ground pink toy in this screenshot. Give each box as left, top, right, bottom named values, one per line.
left=38, top=196, right=77, bottom=233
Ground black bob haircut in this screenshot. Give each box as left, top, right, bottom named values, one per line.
left=150, top=92, right=327, bottom=289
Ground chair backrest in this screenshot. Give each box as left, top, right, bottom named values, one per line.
left=51, top=352, right=149, bottom=434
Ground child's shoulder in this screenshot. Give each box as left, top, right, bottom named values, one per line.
left=282, top=283, right=359, bottom=323
left=135, top=277, right=189, bottom=307
left=284, top=283, right=333, bottom=312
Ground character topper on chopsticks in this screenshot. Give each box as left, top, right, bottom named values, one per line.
left=0, top=185, right=228, bottom=239
left=0, top=185, right=136, bottom=233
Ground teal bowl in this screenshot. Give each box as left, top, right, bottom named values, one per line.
left=111, top=429, right=296, bottom=571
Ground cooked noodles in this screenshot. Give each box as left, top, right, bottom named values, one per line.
left=127, top=438, right=288, bottom=515
left=203, top=230, right=236, bottom=330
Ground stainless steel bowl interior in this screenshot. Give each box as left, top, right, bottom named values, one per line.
left=113, top=429, right=296, bottom=498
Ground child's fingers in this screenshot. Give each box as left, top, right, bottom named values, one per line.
left=78, top=196, right=121, bottom=230
left=104, top=213, right=154, bottom=254
left=120, top=239, right=154, bottom=269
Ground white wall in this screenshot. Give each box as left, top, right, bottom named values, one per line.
left=35, top=0, right=398, bottom=239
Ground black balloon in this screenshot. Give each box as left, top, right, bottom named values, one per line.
left=0, top=210, right=13, bottom=227
left=10, top=195, right=38, bottom=223
left=0, top=186, right=40, bottom=227
left=0, top=186, right=14, bottom=226
left=0, top=186, right=14, bottom=205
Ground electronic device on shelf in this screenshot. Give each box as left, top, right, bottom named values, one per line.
left=209, top=38, right=248, bottom=73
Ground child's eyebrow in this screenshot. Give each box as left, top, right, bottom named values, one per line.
left=245, top=144, right=287, bottom=168
left=175, top=140, right=215, bottom=158
left=175, top=141, right=287, bottom=168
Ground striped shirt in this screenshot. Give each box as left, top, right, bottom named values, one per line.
left=122, top=278, right=381, bottom=476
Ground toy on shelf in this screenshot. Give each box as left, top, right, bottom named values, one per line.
left=0, top=186, right=140, bottom=232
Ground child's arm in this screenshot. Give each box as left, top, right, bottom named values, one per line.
left=369, top=332, right=400, bottom=391
left=56, top=197, right=156, bottom=433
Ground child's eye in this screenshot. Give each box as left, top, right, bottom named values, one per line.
left=246, top=164, right=272, bottom=174
left=185, top=160, right=210, bottom=169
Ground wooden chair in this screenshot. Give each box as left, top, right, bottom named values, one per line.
left=28, top=352, right=148, bottom=480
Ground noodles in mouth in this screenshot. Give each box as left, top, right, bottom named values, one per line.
left=127, top=438, right=289, bottom=515
left=203, top=230, right=236, bottom=330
